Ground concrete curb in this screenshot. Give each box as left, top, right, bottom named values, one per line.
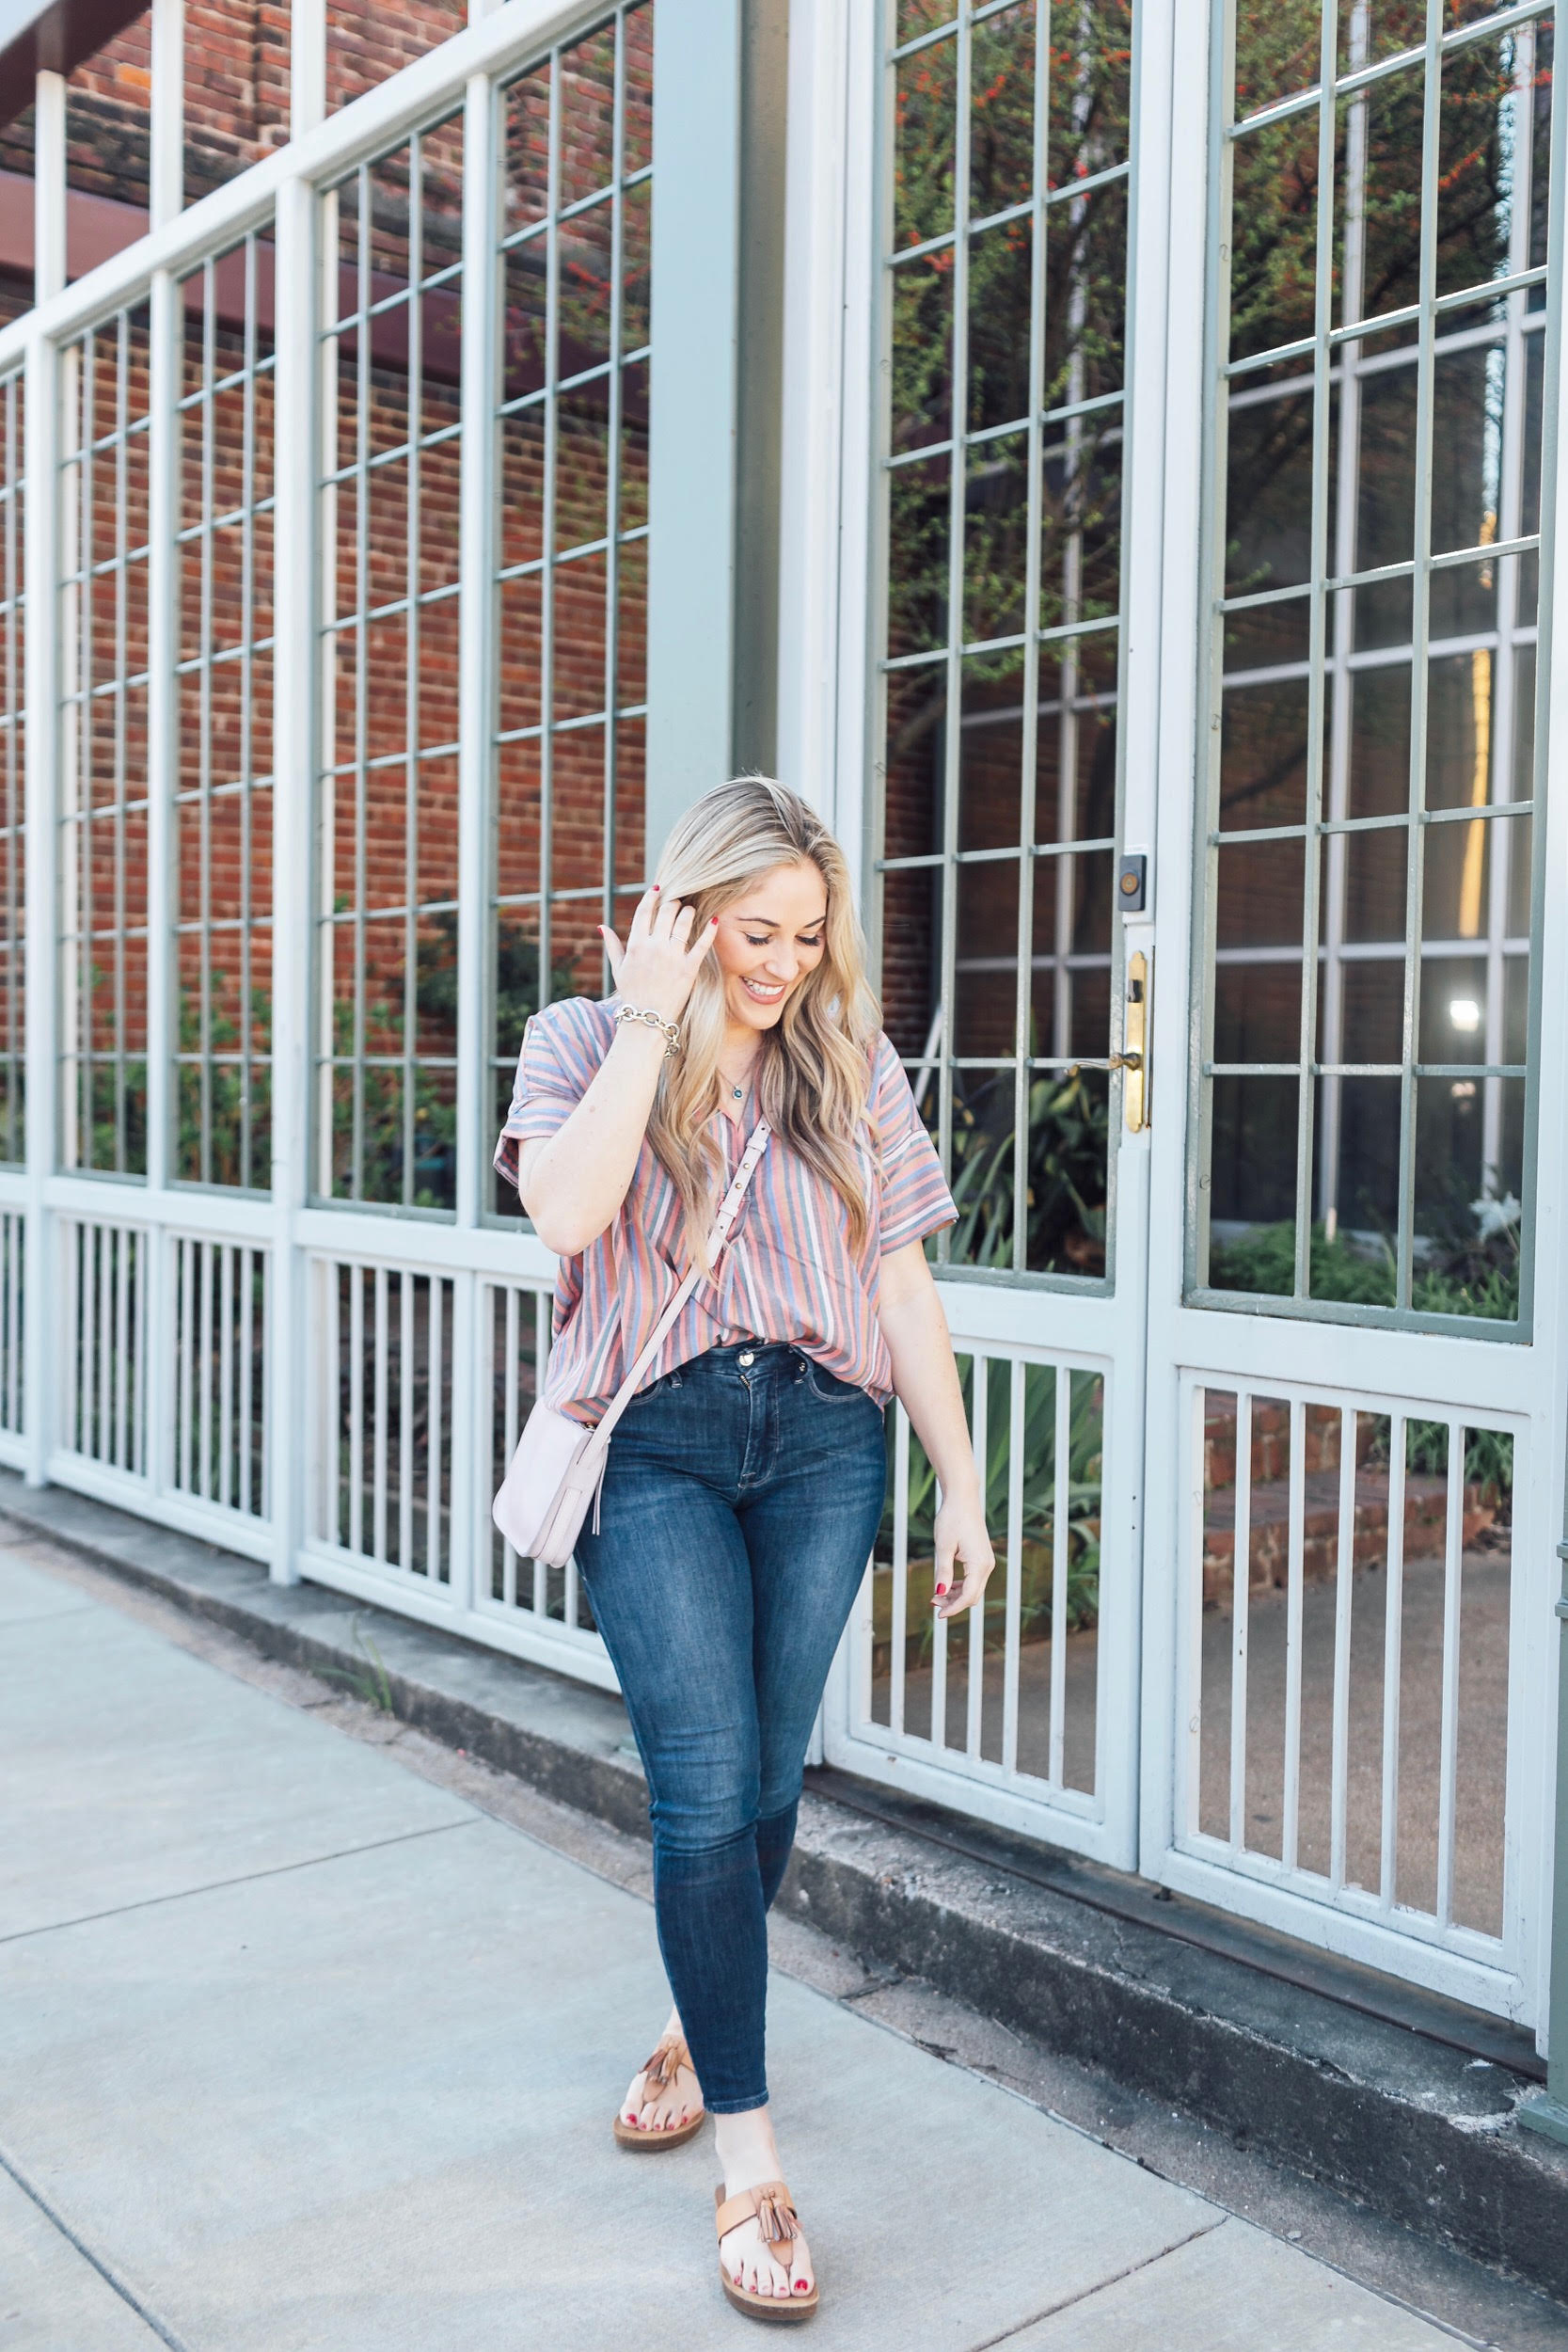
left=7, top=1470, right=1566, bottom=2302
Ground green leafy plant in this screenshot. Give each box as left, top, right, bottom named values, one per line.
left=946, top=1062, right=1110, bottom=1276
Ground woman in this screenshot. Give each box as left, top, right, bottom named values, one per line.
left=496, top=777, right=992, bottom=2323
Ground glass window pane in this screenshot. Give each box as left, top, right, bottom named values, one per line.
left=486, top=10, right=653, bottom=1221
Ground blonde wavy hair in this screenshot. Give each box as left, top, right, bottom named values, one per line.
left=646, top=777, right=880, bottom=1270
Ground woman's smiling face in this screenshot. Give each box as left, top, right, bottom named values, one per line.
left=712, top=859, right=829, bottom=1035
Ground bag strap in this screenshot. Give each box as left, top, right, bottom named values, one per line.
left=588, top=1120, right=771, bottom=1453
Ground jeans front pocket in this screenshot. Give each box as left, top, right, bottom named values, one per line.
left=800, top=1357, right=872, bottom=1409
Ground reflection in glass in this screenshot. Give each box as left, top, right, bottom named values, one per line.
left=876, top=0, right=1133, bottom=1276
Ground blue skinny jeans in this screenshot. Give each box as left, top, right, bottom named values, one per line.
left=574, top=1341, right=887, bottom=2114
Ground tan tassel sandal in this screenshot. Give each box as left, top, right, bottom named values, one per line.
left=610, top=2034, right=705, bottom=2150
left=715, top=2179, right=818, bottom=2323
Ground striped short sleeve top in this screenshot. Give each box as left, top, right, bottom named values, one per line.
left=494, top=995, right=956, bottom=1419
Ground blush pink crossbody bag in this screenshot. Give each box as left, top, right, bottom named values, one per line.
left=491, top=1120, right=771, bottom=1569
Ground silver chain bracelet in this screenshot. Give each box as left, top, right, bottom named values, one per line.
left=613, top=1001, right=683, bottom=1057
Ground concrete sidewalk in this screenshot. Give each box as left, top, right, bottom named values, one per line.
left=0, top=1538, right=1470, bottom=2352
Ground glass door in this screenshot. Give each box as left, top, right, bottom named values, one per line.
left=823, top=0, right=1162, bottom=1870
left=1139, top=0, right=1560, bottom=2024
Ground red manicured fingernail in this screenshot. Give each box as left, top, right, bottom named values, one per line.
left=709, top=915, right=719, bottom=926
left=652, top=882, right=660, bottom=892
left=936, top=1582, right=948, bottom=1595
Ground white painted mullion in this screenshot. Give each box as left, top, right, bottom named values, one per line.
left=447, top=65, right=499, bottom=1620
left=21, top=321, right=59, bottom=1486
left=150, top=0, right=186, bottom=230
left=268, top=168, right=317, bottom=1580
left=292, top=0, right=327, bottom=141
left=144, top=266, right=180, bottom=1503
left=33, top=75, right=66, bottom=306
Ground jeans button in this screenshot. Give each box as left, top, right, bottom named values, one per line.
left=737, top=1349, right=754, bottom=1368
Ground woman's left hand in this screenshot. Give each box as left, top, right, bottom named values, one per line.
left=932, top=1488, right=995, bottom=1620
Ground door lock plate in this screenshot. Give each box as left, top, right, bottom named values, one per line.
left=1122, top=950, right=1148, bottom=1132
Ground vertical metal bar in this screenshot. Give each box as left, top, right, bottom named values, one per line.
left=178, top=1235, right=193, bottom=1491
left=935, top=8, right=973, bottom=1247
left=135, top=1225, right=149, bottom=1475
left=537, top=54, right=561, bottom=1008
left=1435, top=1420, right=1465, bottom=1927
left=1282, top=1396, right=1307, bottom=1871
left=1481, top=26, right=1536, bottom=1191
left=1013, top=0, right=1050, bottom=1269
left=1001, top=1356, right=1024, bottom=1775
left=890, top=1399, right=910, bottom=1740
left=198, top=1235, right=214, bottom=1498
left=456, top=68, right=497, bottom=1233
left=238, top=1245, right=254, bottom=1515
left=101, top=1225, right=117, bottom=1465
left=351, top=166, right=371, bottom=1200
left=1394, top=2, right=1447, bottom=1311
left=219, top=1242, right=234, bottom=1508
left=1228, top=1390, right=1253, bottom=1851
left=33, top=72, right=67, bottom=305
left=258, top=1248, right=271, bottom=1518
left=427, top=1274, right=446, bottom=1582
left=238, top=233, right=259, bottom=1195
left=1180, top=1383, right=1209, bottom=1839
left=966, top=1351, right=986, bottom=1759
left=23, top=324, right=61, bottom=1485
left=1288, top=0, right=1342, bottom=1296
left=150, top=0, right=184, bottom=230
left=1049, top=1361, right=1071, bottom=1788
left=197, top=263, right=215, bottom=1186
left=372, top=1261, right=388, bottom=1562
left=270, top=168, right=316, bottom=1577
left=1329, top=1405, right=1356, bottom=1891
left=1318, top=0, right=1370, bottom=1232
left=291, top=0, right=326, bottom=140
left=402, top=132, right=424, bottom=1211
left=601, top=16, right=626, bottom=961
left=400, top=1263, right=415, bottom=1571
left=1380, top=1412, right=1409, bottom=1908
left=348, top=1262, right=364, bottom=1555
left=502, top=1282, right=519, bottom=1607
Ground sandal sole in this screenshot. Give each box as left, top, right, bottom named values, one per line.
left=611, top=2110, right=706, bottom=2151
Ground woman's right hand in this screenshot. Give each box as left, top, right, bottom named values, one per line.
left=600, top=886, right=718, bottom=1025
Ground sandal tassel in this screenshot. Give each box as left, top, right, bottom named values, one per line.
left=753, top=2189, right=800, bottom=2249
left=638, top=2037, right=689, bottom=2097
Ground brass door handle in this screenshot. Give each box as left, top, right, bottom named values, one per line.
left=1121, top=950, right=1148, bottom=1132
